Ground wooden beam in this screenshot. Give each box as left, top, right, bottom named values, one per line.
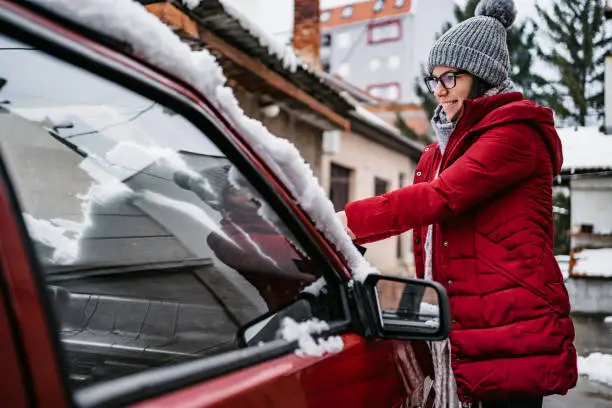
left=145, top=3, right=200, bottom=40
left=199, top=28, right=350, bottom=131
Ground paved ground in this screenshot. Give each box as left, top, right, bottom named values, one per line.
left=544, top=315, right=612, bottom=407
left=544, top=377, right=612, bottom=408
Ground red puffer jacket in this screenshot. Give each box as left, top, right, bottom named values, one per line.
left=346, top=93, right=577, bottom=402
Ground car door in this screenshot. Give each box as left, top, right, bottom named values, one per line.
left=0, top=2, right=437, bottom=408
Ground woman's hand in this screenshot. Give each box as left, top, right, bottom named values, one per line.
left=336, top=211, right=356, bottom=240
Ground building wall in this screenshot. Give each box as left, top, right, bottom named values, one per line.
left=565, top=278, right=612, bottom=314
left=408, top=0, right=455, bottom=96
left=319, top=130, right=416, bottom=276
left=323, top=16, right=411, bottom=103
left=233, top=90, right=323, bottom=178
left=321, top=0, right=454, bottom=104
left=570, top=177, right=612, bottom=235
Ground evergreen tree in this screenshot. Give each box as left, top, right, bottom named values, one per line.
left=536, top=0, right=612, bottom=126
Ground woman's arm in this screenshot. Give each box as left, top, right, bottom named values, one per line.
left=346, top=123, right=538, bottom=244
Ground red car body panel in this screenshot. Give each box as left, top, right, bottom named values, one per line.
left=0, top=178, right=68, bottom=407
left=132, top=335, right=404, bottom=408
left=0, top=273, right=29, bottom=408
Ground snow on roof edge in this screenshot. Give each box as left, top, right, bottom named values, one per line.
left=558, top=126, right=612, bottom=171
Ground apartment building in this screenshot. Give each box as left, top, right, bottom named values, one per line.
left=320, top=0, right=454, bottom=104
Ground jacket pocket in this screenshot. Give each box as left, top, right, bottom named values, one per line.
left=476, top=234, right=554, bottom=308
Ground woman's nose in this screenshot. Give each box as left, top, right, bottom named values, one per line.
left=434, top=82, right=447, bottom=98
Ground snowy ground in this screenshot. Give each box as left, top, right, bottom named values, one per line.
left=544, top=315, right=612, bottom=407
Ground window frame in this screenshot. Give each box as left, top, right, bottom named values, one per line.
left=0, top=3, right=353, bottom=407
left=367, top=82, right=401, bottom=101
left=341, top=6, right=354, bottom=19
left=367, top=19, right=402, bottom=45
left=374, top=176, right=389, bottom=197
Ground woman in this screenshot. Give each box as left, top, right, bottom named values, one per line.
left=338, top=0, right=577, bottom=406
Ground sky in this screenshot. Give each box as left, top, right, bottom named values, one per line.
left=223, top=0, right=557, bottom=84
left=224, top=0, right=551, bottom=44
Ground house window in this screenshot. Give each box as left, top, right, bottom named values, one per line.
left=337, top=62, right=350, bottom=78
left=373, top=0, right=385, bottom=12
left=341, top=6, right=354, bottom=18
left=330, top=164, right=352, bottom=211
left=374, top=177, right=389, bottom=196
left=321, top=33, right=332, bottom=47
left=368, top=19, right=402, bottom=44
left=394, top=0, right=405, bottom=7
left=337, top=32, right=351, bottom=49
left=387, top=55, right=401, bottom=70
left=399, top=172, right=407, bottom=188
left=369, top=58, right=382, bottom=72
left=367, top=83, right=401, bottom=101
left=320, top=11, right=331, bottom=23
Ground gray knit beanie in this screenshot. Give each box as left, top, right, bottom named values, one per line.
left=427, top=0, right=517, bottom=87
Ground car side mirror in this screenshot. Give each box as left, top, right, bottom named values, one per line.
left=362, top=274, right=451, bottom=341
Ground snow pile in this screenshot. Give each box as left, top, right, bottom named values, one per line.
left=604, top=316, right=612, bottom=324
left=578, top=353, right=612, bottom=387
left=558, top=126, right=612, bottom=171
left=354, top=106, right=402, bottom=136
left=35, top=0, right=377, bottom=282
left=23, top=178, right=135, bottom=265
left=572, top=248, right=612, bottom=277
left=182, top=0, right=302, bottom=73
left=280, top=317, right=343, bottom=357
left=23, top=213, right=80, bottom=263
left=103, top=141, right=201, bottom=180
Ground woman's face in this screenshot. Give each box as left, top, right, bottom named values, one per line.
left=431, top=66, right=473, bottom=121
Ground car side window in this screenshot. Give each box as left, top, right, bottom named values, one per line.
left=0, top=34, right=331, bottom=389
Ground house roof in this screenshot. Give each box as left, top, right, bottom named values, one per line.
left=558, top=126, right=612, bottom=172
left=146, top=1, right=422, bottom=158
left=184, top=0, right=354, bottom=115
left=320, top=0, right=411, bottom=29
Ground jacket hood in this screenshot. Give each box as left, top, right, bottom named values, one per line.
left=461, top=93, right=563, bottom=175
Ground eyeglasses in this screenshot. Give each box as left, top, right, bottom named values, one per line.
left=424, top=70, right=468, bottom=94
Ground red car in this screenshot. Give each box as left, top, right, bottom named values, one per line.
left=0, top=1, right=450, bottom=407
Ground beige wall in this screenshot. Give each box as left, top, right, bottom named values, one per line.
left=320, top=131, right=417, bottom=276
left=234, top=90, right=323, bottom=179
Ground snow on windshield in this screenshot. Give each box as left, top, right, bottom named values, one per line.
left=32, top=0, right=376, bottom=282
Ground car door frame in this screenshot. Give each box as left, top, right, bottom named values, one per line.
left=0, top=1, right=378, bottom=406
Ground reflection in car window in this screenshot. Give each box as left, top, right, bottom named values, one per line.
left=0, top=34, right=326, bottom=388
